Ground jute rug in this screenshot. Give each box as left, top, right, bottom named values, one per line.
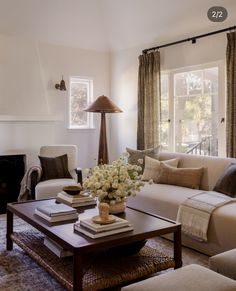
left=0, top=214, right=209, bottom=290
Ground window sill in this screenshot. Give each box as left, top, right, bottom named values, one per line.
left=67, top=127, right=96, bottom=133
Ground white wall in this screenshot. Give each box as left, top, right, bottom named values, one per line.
left=110, top=32, right=228, bottom=160
left=0, top=29, right=231, bottom=168
left=0, top=35, right=110, bottom=169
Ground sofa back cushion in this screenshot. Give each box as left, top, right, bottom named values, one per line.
left=155, top=163, right=204, bottom=189
left=142, top=156, right=179, bottom=182
left=213, top=163, right=236, bottom=197
left=126, top=146, right=160, bottom=173
left=158, top=152, right=236, bottom=191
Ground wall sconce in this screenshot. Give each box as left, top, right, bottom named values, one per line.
left=55, top=76, right=66, bottom=91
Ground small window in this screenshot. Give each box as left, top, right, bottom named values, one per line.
left=69, top=77, right=93, bottom=129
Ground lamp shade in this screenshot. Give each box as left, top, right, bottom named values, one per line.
left=84, top=95, right=122, bottom=113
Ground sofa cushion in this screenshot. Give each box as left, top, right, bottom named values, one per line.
left=213, top=163, right=236, bottom=197
left=128, top=183, right=202, bottom=221
left=121, top=264, right=236, bottom=291
left=142, top=156, right=179, bottom=181
left=126, top=146, right=160, bottom=172
left=209, top=248, right=236, bottom=280
left=128, top=182, right=236, bottom=255
left=156, top=163, right=204, bottom=189
left=39, top=154, right=72, bottom=181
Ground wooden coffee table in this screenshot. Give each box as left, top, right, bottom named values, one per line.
left=6, top=199, right=182, bottom=290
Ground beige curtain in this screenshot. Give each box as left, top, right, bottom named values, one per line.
left=226, top=31, right=236, bottom=158
left=137, top=51, right=161, bottom=150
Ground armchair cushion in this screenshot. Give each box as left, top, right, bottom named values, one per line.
left=35, top=178, right=76, bottom=200
left=39, top=154, right=72, bottom=181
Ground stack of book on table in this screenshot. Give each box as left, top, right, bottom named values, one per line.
left=44, top=236, right=72, bottom=258
left=74, top=215, right=133, bottom=239
left=56, top=191, right=96, bottom=207
left=35, top=203, right=78, bottom=223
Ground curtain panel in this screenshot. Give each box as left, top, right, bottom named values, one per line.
left=226, top=31, right=236, bottom=158
left=137, top=51, right=161, bottom=150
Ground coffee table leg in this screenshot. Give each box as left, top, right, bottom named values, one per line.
left=73, top=251, right=83, bottom=291
left=173, top=226, right=182, bottom=269
left=6, top=209, right=13, bottom=250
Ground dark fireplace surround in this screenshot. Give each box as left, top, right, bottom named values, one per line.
left=0, top=154, right=26, bottom=214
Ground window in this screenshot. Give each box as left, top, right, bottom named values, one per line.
left=69, top=77, right=93, bottom=129
left=160, top=62, right=225, bottom=156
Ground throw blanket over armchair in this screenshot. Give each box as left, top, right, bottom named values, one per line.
left=18, top=145, right=82, bottom=201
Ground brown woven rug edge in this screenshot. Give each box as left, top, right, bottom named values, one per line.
left=11, top=230, right=175, bottom=291
left=11, top=231, right=73, bottom=290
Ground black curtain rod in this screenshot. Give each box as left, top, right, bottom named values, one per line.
left=142, top=25, right=236, bottom=54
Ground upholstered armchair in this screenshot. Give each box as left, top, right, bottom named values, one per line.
left=31, top=145, right=82, bottom=200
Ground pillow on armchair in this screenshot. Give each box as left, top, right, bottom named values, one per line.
left=39, top=154, right=72, bottom=181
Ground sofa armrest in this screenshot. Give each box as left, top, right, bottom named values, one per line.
left=75, top=167, right=83, bottom=185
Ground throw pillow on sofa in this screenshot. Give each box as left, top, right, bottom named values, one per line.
left=142, top=156, right=179, bottom=182
left=39, top=154, right=72, bottom=181
left=156, top=163, right=204, bottom=189
left=126, top=146, right=160, bottom=172
left=213, top=163, right=236, bottom=197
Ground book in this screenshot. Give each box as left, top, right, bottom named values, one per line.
left=36, top=203, right=77, bottom=217
left=43, top=237, right=72, bottom=258
left=35, top=208, right=78, bottom=223
left=57, top=191, right=95, bottom=203
left=74, top=224, right=134, bottom=239
left=56, top=197, right=97, bottom=208
left=79, top=215, right=130, bottom=233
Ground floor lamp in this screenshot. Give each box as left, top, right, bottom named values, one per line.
left=84, top=95, right=122, bottom=165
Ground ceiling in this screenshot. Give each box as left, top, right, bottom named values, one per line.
left=0, top=0, right=235, bottom=52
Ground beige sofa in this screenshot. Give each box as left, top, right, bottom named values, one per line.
left=127, top=152, right=236, bottom=256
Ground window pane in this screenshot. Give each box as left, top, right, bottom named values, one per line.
left=161, top=74, right=169, bottom=97
left=173, top=66, right=219, bottom=156
left=187, top=71, right=202, bottom=95
left=69, top=78, right=93, bottom=128
left=71, top=82, right=88, bottom=126
left=204, top=67, right=218, bottom=94
left=160, top=74, right=170, bottom=151
left=174, top=72, right=188, bottom=96
left=175, top=94, right=218, bottom=155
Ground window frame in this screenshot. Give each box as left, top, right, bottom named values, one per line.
left=68, top=76, right=94, bottom=130
left=160, top=60, right=226, bottom=156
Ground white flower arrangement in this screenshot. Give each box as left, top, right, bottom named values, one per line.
left=83, top=152, right=145, bottom=205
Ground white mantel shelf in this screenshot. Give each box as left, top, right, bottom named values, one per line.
left=0, top=115, right=63, bottom=121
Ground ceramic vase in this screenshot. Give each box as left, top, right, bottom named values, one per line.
left=108, top=202, right=126, bottom=214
